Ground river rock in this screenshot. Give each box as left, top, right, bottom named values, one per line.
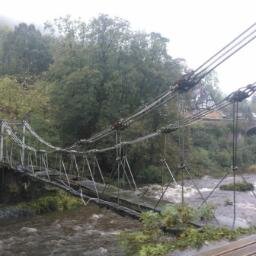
left=90, top=214, right=103, bottom=220
left=26, top=241, right=35, bottom=247
left=72, top=225, right=83, bottom=231
left=55, top=223, right=62, bottom=229
left=20, top=227, right=38, bottom=234
left=83, top=247, right=108, bottom=256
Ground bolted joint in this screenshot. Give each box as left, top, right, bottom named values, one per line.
left=116, top=156, right=122, bottom=162
left=232, top=166, right=238, bottom=171
left=178, top=163, right=186, bottom=169
left=226, top=90, right=249, bottom=103
left=177, top=79, right=197, bottom=92
left=160, top=158, right=165, bottom=163
left=160, top=126, right=178, bottom=134
left=176, top=72, right=197, bottom=93
left=112, top=119, right=128, bottom=131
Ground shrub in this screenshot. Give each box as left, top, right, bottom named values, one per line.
left=197, top=204, right=215, bottom=222
left=247, top=165, right=256, bottom=173
left=120, top=206, right=256, bottom=256
left=220, top=182, right=254, bottom=192
left=137, top=165, right=163, bottom=184
left=19, top=190, right=82, bottom=214
left=140, top=211, right=162, bottom=238
left=161, top=204, right=196, bottom=228
left=139, top=244, right=169, bottom=256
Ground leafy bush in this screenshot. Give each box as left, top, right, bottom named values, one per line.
left=140, top=211, right=162, bottom=238
left=139, top=244, right=169, bottom=256
left=190, top=147, right=214, bottom=175
left=120, top=204, right=256, bottom=256
left=197, top=204, right=215, bottom=222
left=137, top=165, right=163, bottom=184
left=177, top=226, right=256, bottom=249
left=247, top=165, right=256, bottom=173
left=161, top=205, right=180, bottom=228
left=119, top=231, right=152, bottom=256
left=214, top=150, right=231, bottom=168
left=19, top=190, right=82, bottom=214
left=220, top=182, right=254, bottom=192
left=161, top=204, right=197, bottom=228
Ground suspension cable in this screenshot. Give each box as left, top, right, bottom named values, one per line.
left=69, top=22, right=256, bottom=145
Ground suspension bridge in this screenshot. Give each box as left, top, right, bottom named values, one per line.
left=1, top=22, right=256, bottom=228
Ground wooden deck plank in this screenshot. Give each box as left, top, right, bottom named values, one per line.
left=197, top=235, right=256, bottom=256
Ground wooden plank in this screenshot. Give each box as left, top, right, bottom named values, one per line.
left=198, top=235, right=256, bottom=256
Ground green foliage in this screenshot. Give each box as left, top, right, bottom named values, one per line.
left=190, top=123, right=233, bottom=175
left=161, top=204, right=196, bottom=228
left=220, top=182, right=254, bottom=192
left=139, top=244, right=169, bottom=256
left=120, top=205, right=216, bottom=255
left=0, top=77, right=59, bottom=144
left=197, top=204, right=215, bottom=222
left=161, top=204, right=215, bottom=228
left=247, top=164, right=256, bottom=173
left=19, top=190, right=81, bottom=214
left=45, top=14, right=182, bottom=144
left=0, top=77, right=46, bottom=117
left=137, top=166, right=163, bottom=184
left=140, top=211, right=162, bottom=237
left=176, top=226, right=256, bottom=249
left=1, top=23, right=52, bottom=76
left=120, top=231, right=152, bottom=256
left=161, top=205, right=180, bottom=227
left=120, top=209, right=256, bottom=256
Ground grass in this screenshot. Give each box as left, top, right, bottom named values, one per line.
left=220, top=182, right=254, bottom=192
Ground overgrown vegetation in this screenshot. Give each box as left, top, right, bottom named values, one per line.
left=120, top=205, right=256, bottom=256
left=220, top=182, right=254, bottom=191
left=18, top=190, right=82, bottom=214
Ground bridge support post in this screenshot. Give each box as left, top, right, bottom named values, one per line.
left=0, top=121, right=4, bottom=162
left=21, top=121, right=26, bottom=166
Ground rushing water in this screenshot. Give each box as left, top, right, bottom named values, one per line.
left=1, top=174, right=256, bottom=256
left=140, top=174, right=256, bottom=228
left=0, top=204, right=140, bottom=256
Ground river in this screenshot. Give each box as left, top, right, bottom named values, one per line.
left=1, top=174, right=256, bottom=255
left=0, top=204, right=140, bottom=256
left=140, top=173, right=256, bottom=228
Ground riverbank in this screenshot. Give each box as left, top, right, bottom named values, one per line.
left=0, top=189, right=82, bottom=222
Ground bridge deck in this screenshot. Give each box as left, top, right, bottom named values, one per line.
left=58, top=175, right=171, bottom=214
left=197, top=235, right=256, bottom=256
left=30, top=168, right=173, bottom=217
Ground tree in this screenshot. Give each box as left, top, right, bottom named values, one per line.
left=47, top=15, right=183, bottom=144
left=1, top=23, right=52, bottom=76
left=0, top=25, right=11, bottom=73
left=190, top=72, right=222, bottom=111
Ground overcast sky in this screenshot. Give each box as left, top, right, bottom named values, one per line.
left=1, top=0, right=255, bottom=95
